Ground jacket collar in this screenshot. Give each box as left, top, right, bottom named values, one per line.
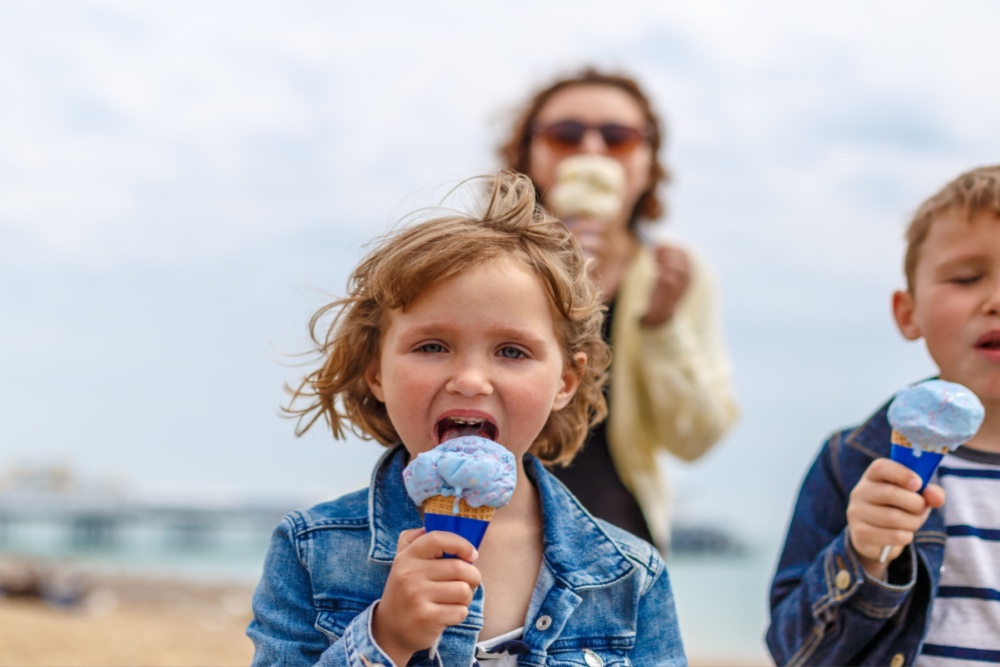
left=367, top=445, right=636, bottom=590
left=844, top=399, right=894, bottom=459
left=845, top=377, right=940, bottom=458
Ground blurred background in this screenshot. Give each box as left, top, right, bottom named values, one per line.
left=3, top=1, right=1000, bottom=665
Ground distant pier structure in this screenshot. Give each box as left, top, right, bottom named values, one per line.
left=0, top=465, right=293, bottom=556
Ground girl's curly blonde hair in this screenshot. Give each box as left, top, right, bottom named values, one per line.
left=284, top=170, right=610, bottom=465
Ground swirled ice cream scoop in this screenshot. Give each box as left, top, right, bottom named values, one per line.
left=548, top=154, right=626, bottom=221
left=403, top=436, right=516, bottom=510
left=887, top=379, right=984, bottom=454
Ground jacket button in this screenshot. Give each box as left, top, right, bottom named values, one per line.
left=583, top=649, right=604, bottom=667
left=535, top=615, right=552, bottom=631
left=890, top=653, right=905, bottom=667
left=835, top=569, right=851, bottom=590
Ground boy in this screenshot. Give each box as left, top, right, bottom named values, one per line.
left=767, top=165, right=1000, bottom=666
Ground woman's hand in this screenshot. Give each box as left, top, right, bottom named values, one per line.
left=640, top=244, right=691, bottom=328
left=846, top=458, right=945, bottom=580
left=372, top=528, right=481, bottom=664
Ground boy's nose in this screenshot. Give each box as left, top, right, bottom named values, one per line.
left=985, top=280, right=1000, bottom=315
left=445, top=360, right=493, bottom=397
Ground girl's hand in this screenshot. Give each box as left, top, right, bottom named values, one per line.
left=846, top=458, right=945, bottom=580
left=640, top=244, right=690, bottom=328
left=372, top=528, right=482, bottom=664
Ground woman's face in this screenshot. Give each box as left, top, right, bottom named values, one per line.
left=528, top=84, right=654, bottom=221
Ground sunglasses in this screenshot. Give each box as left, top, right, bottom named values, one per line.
left=532, top=120, right=651, bottom=155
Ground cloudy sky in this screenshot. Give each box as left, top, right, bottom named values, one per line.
left=4, top=1, right=1000, bottom=546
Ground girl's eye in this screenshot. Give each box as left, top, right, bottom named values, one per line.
left=951, top=274, right=981, bottom=285
left=498, top=346, right=527, bottom=359
left=417, top=342, right=446, bottom=353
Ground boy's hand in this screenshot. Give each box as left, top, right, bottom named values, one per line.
left=372, top=528, right=481, bottom=664
left=641, top=244, right=691, bottom=328
left=847, top=458, right=945, bottom=580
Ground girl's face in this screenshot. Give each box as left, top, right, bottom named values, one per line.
left=366, top=258, right=584, bottom=460
left=528, top=84, right=654, bottom=224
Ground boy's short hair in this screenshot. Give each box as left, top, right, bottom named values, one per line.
left=904, top=165, right=1000, bottom=291
left=286, top=170, right=610, bottom=465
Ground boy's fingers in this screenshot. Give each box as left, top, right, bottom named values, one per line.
left=865, top=458, right=923, bottom=491
left=852, top=503, right=928, bottom=532
left=922, top=483, right=946, bottom=508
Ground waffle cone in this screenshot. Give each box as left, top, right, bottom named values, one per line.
left=423, top=495, right=495, bottom=521
left=891, top=429, right=949, bottom=455
left=890, top=430, right=912, bottom=447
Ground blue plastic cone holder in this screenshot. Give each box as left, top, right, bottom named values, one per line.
left=424, top=512, right=490, bottom=557
left=890, top=443, right=944, bottom=491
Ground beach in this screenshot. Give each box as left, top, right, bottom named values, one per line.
left=0, top=565, right=769, bottom=666
left=0, top=572, right=254, bottom=667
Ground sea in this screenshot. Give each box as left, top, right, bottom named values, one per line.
left=0, top=511, right=778, bottom=665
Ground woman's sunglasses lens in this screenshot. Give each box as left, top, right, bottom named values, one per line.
left=537, top=121, right=647, bottom=152
left=600, top=124, right=642, bottom=149
left=544, top=121, right=586, bottom=147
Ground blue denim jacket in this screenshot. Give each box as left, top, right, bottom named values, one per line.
left=767, top=397, right=945, bottom=666
left=248, top=445, right=686, bottom=666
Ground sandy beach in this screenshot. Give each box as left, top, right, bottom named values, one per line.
left=0, top=563, right=766, bottom=667
left=0, top=570, right=254, bottom=667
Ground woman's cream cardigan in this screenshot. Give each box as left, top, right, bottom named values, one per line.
left=608, top=244, right=739, bottom=551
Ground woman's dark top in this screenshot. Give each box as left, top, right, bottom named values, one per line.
left=548, top=297, right=655, bottom=544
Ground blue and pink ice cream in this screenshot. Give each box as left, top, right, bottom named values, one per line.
left=887, top=379, right=985, bottom=490
left=403, top=436, right=516, bottom=549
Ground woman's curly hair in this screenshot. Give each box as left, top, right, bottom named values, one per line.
left=498, top=66, right=671, bottom=226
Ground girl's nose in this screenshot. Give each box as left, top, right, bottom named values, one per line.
left=445, top=360, right=493, bottom=397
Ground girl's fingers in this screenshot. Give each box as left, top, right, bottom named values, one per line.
left=405, top=530, right=479, bottom=564
left=396, top=528, right=426, bottom=552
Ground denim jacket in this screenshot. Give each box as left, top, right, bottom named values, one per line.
left=248, top=445, right=686, bottom=667
left=766, top=396, right=945, bottom=667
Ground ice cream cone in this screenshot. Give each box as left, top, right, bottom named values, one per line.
left=889, top=428, right=946, bottom=492
left=422, top=495, right=494, bottom=551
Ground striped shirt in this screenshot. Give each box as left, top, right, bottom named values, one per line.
left=919, top=447, right=1000, bottom=666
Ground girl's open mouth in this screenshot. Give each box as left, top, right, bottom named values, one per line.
left=435, top=417, right=498, bottom=444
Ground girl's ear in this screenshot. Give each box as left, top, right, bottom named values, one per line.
left=365, top=361, right=385, bottom=402
left=552, top=352, right=586, bottom=411
left=892, top=290, right=922, bottom=341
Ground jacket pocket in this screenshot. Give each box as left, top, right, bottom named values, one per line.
left=313, top=598, right=371, bottom=642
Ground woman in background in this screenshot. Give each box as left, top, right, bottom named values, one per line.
left=498, top=66, right=739, bottom=552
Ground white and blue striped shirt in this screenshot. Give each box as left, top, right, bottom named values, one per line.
left=919, top=447, right=1000, bottom=666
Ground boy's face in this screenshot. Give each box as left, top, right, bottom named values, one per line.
left=893, top=210, right=1000, bottom=404
left=365, top=258, right=584, bottom=462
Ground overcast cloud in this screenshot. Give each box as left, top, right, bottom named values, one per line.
left=3, top=1, right=999, bottom=542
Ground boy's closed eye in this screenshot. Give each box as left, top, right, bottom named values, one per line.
left=949, top=273, right=983, bottom=285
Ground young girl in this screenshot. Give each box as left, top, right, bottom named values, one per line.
left=247, top=171, right=686, bottom=666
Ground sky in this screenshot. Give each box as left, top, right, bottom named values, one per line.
left=3, top=1, right=1000, bottom=549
